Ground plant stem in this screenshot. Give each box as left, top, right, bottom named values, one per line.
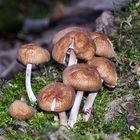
left=26, top=64, right=37, bottom=103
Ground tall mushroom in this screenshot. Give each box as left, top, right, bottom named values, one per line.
left=52, top=28, right=96, bottom=128
left=37, top=82, right=75, bottom=128
left=17, top=43, right=50, bottom=103
left=63, top=64, right=102, bottom=127
left=82, top=57, right=117, bottom=121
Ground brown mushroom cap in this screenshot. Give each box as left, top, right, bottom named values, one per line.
left=52, top=31, right=96, bottom=64
left=52, top=26, right=90, bottom=45
left=37, top=82, right=75, bottom=112
left=90, top=32, right=105, bottom=40
left=17, top=43, right=50, bottom=65
left=90, top=32, right=114, bottom=58
left=88, top=57, right=117, bottom=88
left=63, top=64, right=101, bottom=92
left=9, top=100, right=35, bottom=120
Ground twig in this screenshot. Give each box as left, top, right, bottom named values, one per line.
left=125, top=94, right=135, bottom=131
left=23, top=18, right=50, bottom=33
left=0, top=49, right=17, bottom=59
left=0, top=60, right=17, bottom=78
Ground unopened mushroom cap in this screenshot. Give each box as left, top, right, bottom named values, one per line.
left=17, top=43, right=50, bottom=65
left=63, top=64, right=101, bottom=92
left=9, top=100, right=35, bottom=120
left=37, top=82, right=75, bottom=112
left=90, top=32, right=114, bottom=58
left=52, top=31, right=96, bottom=64
left=52, top=26, right=90, bottom=45
left=88, top=57, right=117, bottom=88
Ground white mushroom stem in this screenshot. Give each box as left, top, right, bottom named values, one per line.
left=59, top=112, right=68, bottom=129
left=66, top=42, right=85, bottom=128
left=63, top=41, right=77, bottom=66
left=68, top=46, right=77, bottom=66
left=68, top=91, right=83, bottom=128
left=82, top=79, right=103, bottom=122
left=26, top=64, right=37, bottom=103
left=82, top=92, right=97, bottom=122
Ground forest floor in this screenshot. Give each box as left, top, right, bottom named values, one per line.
left=0, top=1, right=140, bottom=140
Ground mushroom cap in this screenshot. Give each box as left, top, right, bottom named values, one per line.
left=17, top=43, right=50, bottom=65
left=37, top=82, right=75, bottom=112
left=88, top=57, right=117, bottom=88
left=90, top=32, right=105, bottom=40
left=90, top=32, right=114, bottom=58
left=9, top=100, right=35, bottom=120
left=52, top=31, right=96, bottom=64
left=63, top=64, right=102, bottom=92
left=52, top=26, right=90, bottom=45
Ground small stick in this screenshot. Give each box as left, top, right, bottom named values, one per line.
left=125, top=94, right=135, bottom=131
left=0, top=60, right=17, bottom=78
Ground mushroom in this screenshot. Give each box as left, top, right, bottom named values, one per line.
left=88, top=57, right=117, bottom=88
left=82, top=57, right=117, bottom=121
left=37, top=82, right=75, bottom=128
left=90, top=32, right=115, bottom=58
left=63, top=64, right=101, bottom=127
left=52, top=29, right=96, bottom=66
left=9, top=99, right=35, bottom=120
left=17, top=43, right=50, bottom=103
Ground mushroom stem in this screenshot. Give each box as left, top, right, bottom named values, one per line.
left=59, top=111, right=68, bottom=129
left=63, top=42, right=77, bottom=66
left=26, top=64, right=37, bottom=103
left=82, top=92, right=97, bottom=122
left=67, top=43, right=85, bottom=128
left=68, top=48, right=77, bottom=66
left=68, top=91, right=84, bottom=128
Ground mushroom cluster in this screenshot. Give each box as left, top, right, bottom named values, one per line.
left=52, top=27, right=117, bottom=128
left=10, top=26, right=117, bottom=129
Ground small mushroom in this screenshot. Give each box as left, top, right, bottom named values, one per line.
left=90, top=32, right=115, bottom=58
left=17, top=43, right=50, bottom=103
left=88, top=57, right=117, bottom=88
left=9, top=99, right=35, bottom=120
left=83, top=57, right=117, bottom=121
left=63, top=64, right=101, bottom=127
left=37, top=82, right=75, bottom=128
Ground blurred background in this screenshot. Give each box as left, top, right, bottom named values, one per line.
left=0, top=0, right=130, bottom=79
